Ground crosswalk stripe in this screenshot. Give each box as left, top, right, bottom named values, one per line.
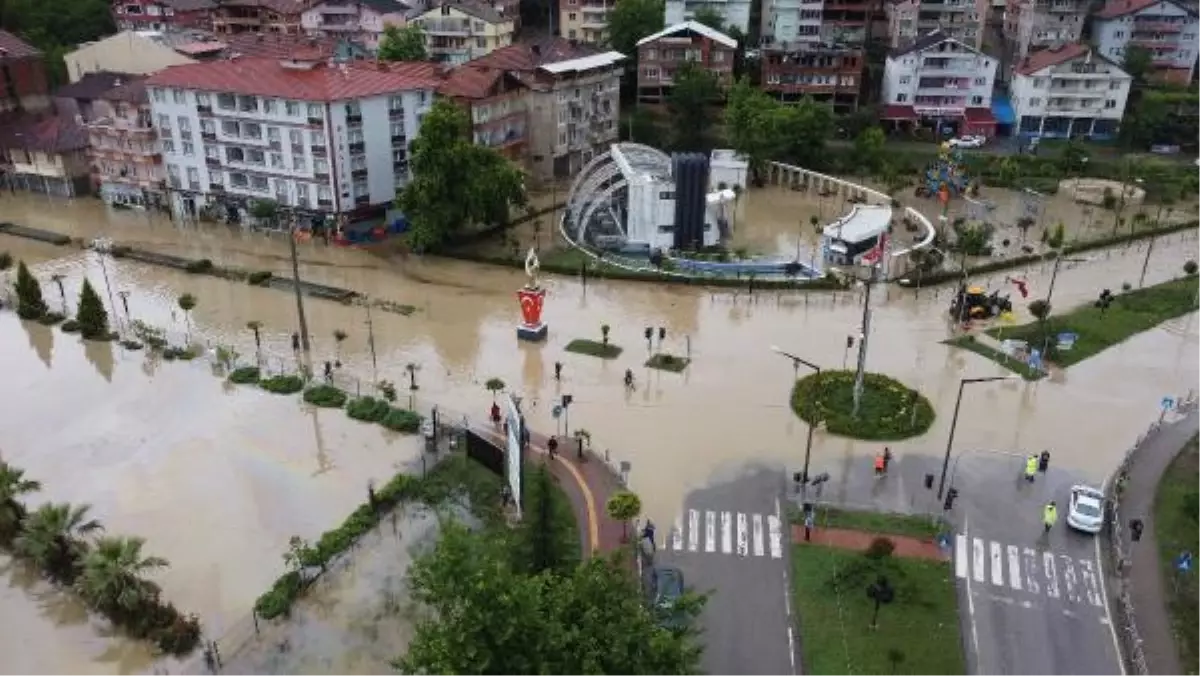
left=1007, top=545, right=1022, bottom=591
left=990, top=541, right=1004, bottom=587
left=705, top=511, right=716, bottom=553
left=672, top=516, right=683, bottom=552
left=972, top=538, right=985, bottom=583
left=1061, top=555, right=1079, bottom=603
left=736, top=512, right=749, bottom=557
left=767, top=514, right=783, bottom=559
left=955, top=534, right=968, bottom=579
left=1043, top=551, right=1060, bottom=598
left=752, top=514, right=765, bottom=558
left=1023, top=548, right=1041, bottom=595
left=1079, top=559, right=1102, bottom=607
left=688, top=509, right=699, bottom=552
left=720, top=512, right=732, bottom=554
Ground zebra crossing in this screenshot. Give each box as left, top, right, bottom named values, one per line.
left=666, top=508, right=784, bottom=560
left=955, top=534, right=1104, bottom=608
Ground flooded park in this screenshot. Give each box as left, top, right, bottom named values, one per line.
left=0, top=179, right=1197, bottom=672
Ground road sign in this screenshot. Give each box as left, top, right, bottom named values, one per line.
left=937, top=533, right=952, bottom=551
left=1162, top=397, right=1175, bottom=411
left=552, top=405, right=563, bottom=419
left=1028, top=348, right=1043, bottom=371
left=1177, top=551, right=1193, bottom=573
left=1057, top=332, right=1078, bottom=351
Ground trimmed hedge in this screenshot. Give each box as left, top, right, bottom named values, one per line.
left=228, top=366, right=261, bottom=384
left=565, top=338, right=623, bottom=359
left=346, top=396, right=391, bottom=422
left=645, top=353, right=690, bottom=372
left=303, top=384, right=348, bottom=408
left=791, top=370, right=936, bottom=441
left=60, top=319, right=81, bottom=333
left=248, top=270, right=273, bottom=286
left=184, top=259, right=214, bottom=274
left=382, top=407, right=422, bottom=433
left=36, top=311, right=66, bottom=325
left=260, top=374, right=304, bottom=394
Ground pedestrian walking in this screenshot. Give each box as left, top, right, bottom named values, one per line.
left=547, top=435, right=558, bottom=460
left=882, top=447, right=893, bottom=473
left=1025, top=454, right=1039, bottom=482
left=804, top=509, right=815, bottom=542
left=874, top=453, right=886, bottom=478
left=1043, top=501, right=1058, bottom=533
left=490, top=401, right=501, bottom=425
left=1130, top=518, right=1144, bottom=542
left=554, top=361, right=562, bottom=381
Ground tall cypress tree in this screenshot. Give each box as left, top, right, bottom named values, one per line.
left=76, top=279, right=109, bottom=340
left=14, top=261, right=47, bottom=320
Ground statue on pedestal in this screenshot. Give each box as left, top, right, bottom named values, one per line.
left=516, top=247, right=548, bottom=341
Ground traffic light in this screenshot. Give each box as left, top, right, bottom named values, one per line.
left=943, top=487, right=959, bottom=511
left=561, top=394, right=573, bottom=408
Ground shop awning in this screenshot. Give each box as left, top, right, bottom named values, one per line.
left=991, top=96, right=1015, bottom=126
left=881, top=105, right=918, bottom=121
left=964, top=107, right=997, bottom=125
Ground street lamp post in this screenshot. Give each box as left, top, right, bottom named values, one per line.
left=937, top=375, right=1016, bottom=499
left=92, top=238, right=121, bottom=334
left=771, top=345, right=821, bottom=484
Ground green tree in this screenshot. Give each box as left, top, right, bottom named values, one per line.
left=667, top=62, right=720, bottom=151
left=853, top=126, right=886, bottom=174
left=1120, top=91, right=1168, bottom=150
left=0, top=0, right=115, bottom=84
left=605, top=0, right=665, bottom=57
left=1046, top=222, right=1065, bottom=249
left=75, top=279, right=109, bottom=339
left=622, top=106, right=663, bottom=143
left=14, top=502, right=103, bottom=583
left=395, top=521, right=704, bottom=674
left=177, top=293, right=197, bottom=342
left=377, top=24, right=427, bottom=62
left=725, top=78, right=789, bottom=180
left=14, top=260, right=47, bottom=319
left=485, top=377, right=506, bottom=401
left=0, top=461, right=41, bottom=544
left=1122, top=46, right=1153, bottom=84
left=605, top=490, right=642, bottom=541
left=690, top=5, right=726, bottom=30
left=1184, top=260, right=1197, bottom=276
left=396, top=100, right=527, bottom=251
left=75, top=536, right=168, bottom=614
left=513, top=465, right=578, bottom=575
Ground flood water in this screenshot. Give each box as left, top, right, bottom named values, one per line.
left=0, top=188, right=1197, bottom=673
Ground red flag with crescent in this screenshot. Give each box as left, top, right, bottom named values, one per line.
left=1007, top=276, right=1029, bottom=298
left=861, top=232, right=888, bottom=266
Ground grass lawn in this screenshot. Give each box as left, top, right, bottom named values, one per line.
left=791, top=370, right=936, bottom=441
left=564, top=338, right=623, bottom=359
left=789, top=506, right=943, bottom=540
left=943, top=335, right=1046, bottom=381
left=985, top=276, right=1199, bottom=368
left=1154, top=435, right=1199, bottom=675
left=791, top=543, right=964, bottom=675
left=645, top=353, right=690, bottom=372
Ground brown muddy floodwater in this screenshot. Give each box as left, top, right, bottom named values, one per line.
left=0, top=189, right=1197, bottom=673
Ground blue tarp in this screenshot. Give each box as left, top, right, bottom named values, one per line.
left=992, top=96, right=1016, bottom=126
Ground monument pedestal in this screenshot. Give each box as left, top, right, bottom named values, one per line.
left=517, top=286, right=547, bottom=342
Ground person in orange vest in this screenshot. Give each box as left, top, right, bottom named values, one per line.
left=874, top=453, right=886, bottom=477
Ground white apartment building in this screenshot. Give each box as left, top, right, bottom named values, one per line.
left=1002, top=0, right=1089, bottom=63
left=1093, top=0, right=1198, bottom=85
left=411, top=1, right=515, bottom=65
left=881, top=30, right=1000, bottom=136
left=1011, top=43, right=1131, bottom=139
left=664, top=0, right=753, bottom=35
left=145, top=56, right=439, bottom=224
left=301, top=0, right=415, bottom=50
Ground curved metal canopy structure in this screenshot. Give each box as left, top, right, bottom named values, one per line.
left=562, top=142, right=673, bottom=248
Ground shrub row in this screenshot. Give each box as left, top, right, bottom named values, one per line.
left=303, top=384, right=348, bottom=408
left=260, top=374, right=304, bottom=394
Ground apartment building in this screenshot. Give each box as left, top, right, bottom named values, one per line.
left=1011, top=43, right=1131, bottom=138
left=763, top=0, right=872, bottom=44
left=664, top=0, right=753, bottom=34
left=467, top=38, right=624, bottom=179
left=64, top=30, right=198, bottom=82
left=0, top=30, right=51, bottom=114
left=438, top=65, right=529, bottom=160
left=84, top=78, right=172, bottom=207
left=0, top=116, right=90, bottom=196
left=144, top=56, right=439, bottom=223
left=211, top=0, right=317, bottom=35
left=885, top=0, right=988, bottom=49
left=881, top=30, right=999, bottom=135
left=1001, top=0, right=1088, bottom=63
left=558, top=0, right=614, bottom=44
left=301, top=0, right=413, bottom=50
left=411, top=1, right=514, bottom=64
left=761, top=44, right=864, bottom=111
left=636, top=21, right=737, bottom=103
left=112, top=0, right=217, bottom=32
left=1093, top=0, right=1198, bottom=85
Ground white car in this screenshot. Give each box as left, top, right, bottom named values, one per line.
left=948, top=135, right=987, bottom=149
left=1067, top=485, right=1106, bottom=534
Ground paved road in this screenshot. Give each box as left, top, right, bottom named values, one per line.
left=649, top=463, right=798, bottom=675
left=948, top=452, right=1123, bottom=675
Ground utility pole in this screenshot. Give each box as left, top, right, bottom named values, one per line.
left=852, top=264, right=876, bottom=417
left=365, top=300, right=378, bottom=383
left=1138, top=236, right=1155, bottom=289
left=288, top=213, right=311, bottom=355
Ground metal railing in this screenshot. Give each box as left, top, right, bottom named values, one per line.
left=1103, top=390, right=1197, bottom=676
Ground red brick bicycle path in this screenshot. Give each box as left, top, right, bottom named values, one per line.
left=792, top=524, right=946, bottom=560
left=475, top=424, right=626, bottom=557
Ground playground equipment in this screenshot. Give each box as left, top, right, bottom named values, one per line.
left=916, top=141, right=970, bottom=201
left=949, top=284, right=1013, bottom=321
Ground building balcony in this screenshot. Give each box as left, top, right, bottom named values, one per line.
left=318, top=198, right=333, bottom=207
left=421, top=20, right=471, bottom=35
left=354, top=194, right=370, bottom=205
left=346, top=114, right=362, bottom=126
left=291, top=144, right=304, bottom=156
left=307, top=116, right=325, bottom=127
left=393, top=160, right=409, bottom=173
left=388, top=107, right=406, bottom=119
left=311, top=145, right=327, bottom=157
left=202, top=131, right=217, bottom=142
left=351, top=168, right=368, bottom=179
left=206, top=157, right=222, bottom=168
left=1133, top=20, right=1183, bottom=32
left=315, top=171, right=330, bottom=182
left=391, top=134, right=407, bottom=145
left=347, top=142, right=365, bottom=154
left=197, top=104, right=213, bottom=115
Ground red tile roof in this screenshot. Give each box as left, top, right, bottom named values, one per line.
left=0, top=114, right=89, bottom=153
left=466, top=37, right=599, bottom=72
left=1094, top=0, right=1176, bottom=18
left=1014, top=43, right=1089, bottom=75
left=438, top=65, right=526, bottom=99
left=221, top=32, right=338, bottom=59
left=103, top=79, right=151, bottom=104
left=0, top=29, right=41, bottom=61
left=218, top=0, right=316, bottom=13
left=146, top=58, right=443, bottom=100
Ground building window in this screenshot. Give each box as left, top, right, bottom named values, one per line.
left=267, top=126, right=281, bottom=142
left=200, top=119, right=215, bottom=134
left=186, top=166, right=199, bottom=187
left=286, top=100, right=301, bottom=116
left=389, top=96, right=404, bottom=111
left=643, top=67, right=660, bottom=79
left=970, top=95, right=982, bottom=104
left=476, top=37, right=486, bottom=48
left=569, top=12, right=576, bottom=19
left=896, top=93, right=907, bottom=102
left=157, top=114, right=171, bottom=130
left=1030, top=97, right=1041, bottom=105
left=242, top=122, right=263, bottom=139
left=152, top=88, right=165, bottom=103
left=293, top=156, right=306, bottom=171
left=220, top=120, right=237, bottom=136
left=899, top=76, right=910, bottom=84
left=973, top=77, right=986, bottom=85
left=217, top=93, right=235, bottom=109
left=307, top=103, right=322, bottom=118
left=205, top=145, right=219, bottom=159
left=348, top=130, right=364, bottom=144
left=314, top=158, right=328, bottom=172
left=172, top=89, right=185, bottom=104
left=351, top=155, right=367, bottom=170
left=182, top=141, right=194, bottom=155
left=1114, top=30, right=1124, bottom=38
left=352, top=179, right=368, bottom=195
left=271, top=152, right=283, bottom=168
left=250, top=175, right=269, bottom=192
left=310, top=130, right=325, bottom=145
left=263, top=99, right=277, bottom=114
left=289, top=129, right=302, bottom=145
left=1033, top=78, right=1045, bottom=87
left=390, top=122, right=405, bottom=137
left=177, top=116, right=191, bottom=132
left=345, top=101, right=361, bottom=116
left=318, top=185, right=332, bottom=200
left=646, top=48, right=657, bottom=60
left=196, top=93, right=210, bottom=106
left=230, top=172, right=248, bottom=188
left=161, top=138, right=175, bottom=153
left=1104, top=99, right=1116, bottom=108
left=713, top=51, right=725, bottom=63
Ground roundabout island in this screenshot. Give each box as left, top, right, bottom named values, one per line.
left=791, top=370, right=936, bottom=441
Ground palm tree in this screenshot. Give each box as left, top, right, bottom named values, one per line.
left=0, top=462, right=41, bottom=543
left=14, top=503, right=103, bottom=583
left=75, top=535, right=168, bottom=614
left=333, top=329, right=348, bottom=367
left=177, top=293, right=197, bottom=343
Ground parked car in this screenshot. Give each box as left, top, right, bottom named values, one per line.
left=650, top=566, right=687, bottom=629
left=1067, top=484, right=1106, bottom=534
left=948, top=135, right=987, bottom=149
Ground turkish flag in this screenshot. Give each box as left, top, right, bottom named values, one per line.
left=1008, top=277, right=1029, bottom=298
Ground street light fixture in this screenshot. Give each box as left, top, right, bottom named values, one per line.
left=771, top=345, right=821, bottom=485
left=936, top=375, right=1019, bottom=499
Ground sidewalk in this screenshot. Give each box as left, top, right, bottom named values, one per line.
left=1116, top=409, right=1198, bottom=676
